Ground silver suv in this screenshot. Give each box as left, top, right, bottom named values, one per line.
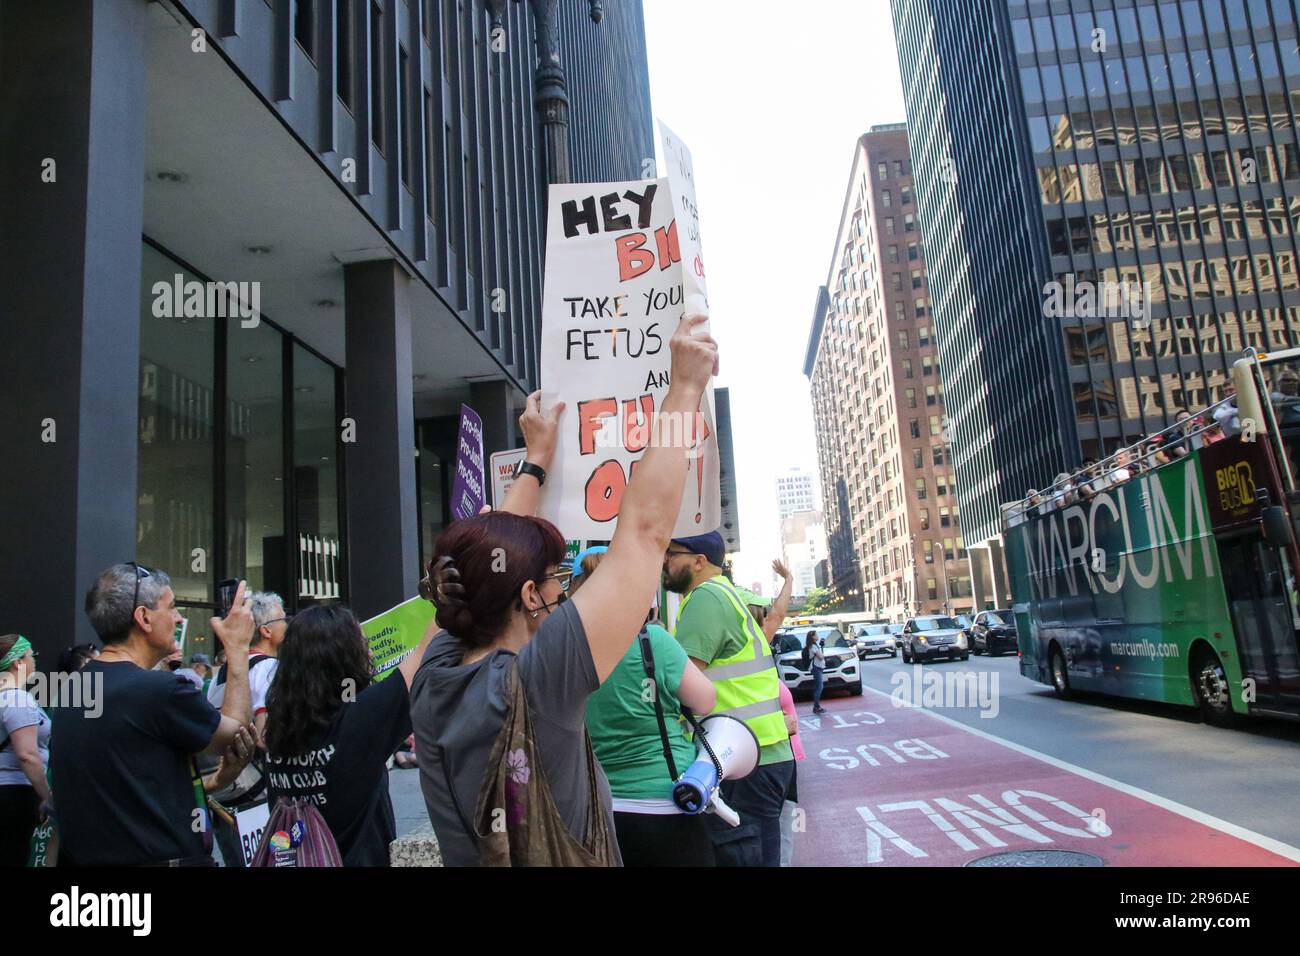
left=849, top=622, right=898, bottom=659
left=900, top=615, right=969, bottom=664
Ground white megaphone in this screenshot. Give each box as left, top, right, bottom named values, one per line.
left=671, top=715, right=760, bottom=827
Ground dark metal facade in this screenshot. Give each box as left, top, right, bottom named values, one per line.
left=176, top=0, right=654, bottom=393
left=892, top=0, right=1076, bottom=548
left=556, top=0, right=655, bottom=184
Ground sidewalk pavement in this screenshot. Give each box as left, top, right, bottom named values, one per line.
left=389, top=763, right=427, bottom=838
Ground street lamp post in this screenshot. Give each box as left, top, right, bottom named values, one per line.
left=933, top=539, right=952, bottom=614
left=484, top=0, right=605, bottom=186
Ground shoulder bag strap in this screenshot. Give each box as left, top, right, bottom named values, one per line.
left=637, top=629, right=679, bottom=782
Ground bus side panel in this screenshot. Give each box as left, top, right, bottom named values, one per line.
left=1100, top=463, right=1220, bottom=707
left=1006, top=525, right=1050, bottom=687
left=1005, top=455, right=1240, bottom=708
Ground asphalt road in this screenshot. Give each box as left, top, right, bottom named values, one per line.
left=387, top=650, right=1300, bottom=865
left=789, top=650, right=1300, bottom=865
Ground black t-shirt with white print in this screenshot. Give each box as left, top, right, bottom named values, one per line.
left=264, top=675, right=411, bottom=866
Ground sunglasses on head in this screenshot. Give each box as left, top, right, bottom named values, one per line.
left=128, top=561, right=153, bottom=614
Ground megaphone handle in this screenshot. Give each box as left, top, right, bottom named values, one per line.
left=710, top=791, right=741, bottom=828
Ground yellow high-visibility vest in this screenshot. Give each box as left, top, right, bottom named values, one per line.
left=676, top=576, right=788, bottom=748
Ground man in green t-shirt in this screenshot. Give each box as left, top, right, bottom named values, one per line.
left=665, top=531, right=794, bottom=867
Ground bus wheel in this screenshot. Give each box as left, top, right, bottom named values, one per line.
left=1049, top=645, right=1071, bottom=698
left=1191, top=648, right=1238, bottom=728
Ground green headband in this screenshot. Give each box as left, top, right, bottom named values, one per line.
left=1, top=636, right=32, bottom=670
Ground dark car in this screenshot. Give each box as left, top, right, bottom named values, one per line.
left=969, top=609, right=1018, bottom=656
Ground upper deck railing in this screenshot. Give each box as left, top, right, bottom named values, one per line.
left=1002, top=395, right=1236, bottom=528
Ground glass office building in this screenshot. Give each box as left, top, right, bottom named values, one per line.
left=892, top=0, right=1300, bottom=604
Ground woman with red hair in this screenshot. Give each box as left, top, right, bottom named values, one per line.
left=410, top=314, right=719, bottom=866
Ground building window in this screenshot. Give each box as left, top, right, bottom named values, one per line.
left=909, top=419, right=921, bottom=439
left=940, top=507, right=951, bottom=528
left=894, top=160, right=904, bottom=177
left=911, top=270, right=923, bottom=290
left=882, top=190, right=893, bottom=209
left=923, top=356, right=934, bottom=376
left=918, top=326, right=931, bottom=347
left=927, top=579, right=938, bottom=601
left=423, top=89, right=437, bottom=221
left=919, top=508, right=930, bottom=530
left=900, top=331, right=911, bottom=350
left=294, top=345, right=343, bottom=606
left=929, top=415, right=940, bottom=435
left=139, top=245, right=216, bottom=609
left=878, top=161, right=888, bottom=181
left=901, top=185, right=912, bottom=206
left=905, top=214, right=915, bottom=233
left=138, top=242, right=346, bottom=660
left=915, top=478, right=927, bottom=500
left=932, top=446, right=944, bottom=466
left=903, top=359, right=913, bottom=379
left=926, top=385, right=937, bottom=406
left=400, top=47, right=414, bottom=188
left=913, top=447, right=923, bottom=468
left=337, top=0, right=354, bottom=109
left=888, top=245, right=899, bottom=263
left=295, top=0, right=317, bottom=61
left=886, top=218, right=896, bottom=235
left=225, top=322, right=285, bottom=596
left=370, top=1, right=385, bottom=153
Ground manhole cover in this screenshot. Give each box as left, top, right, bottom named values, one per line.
left=965, top=849, right=1104, bottom=867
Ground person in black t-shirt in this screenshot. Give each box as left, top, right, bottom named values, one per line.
left=51, top=566, right=260, bottom=866
left=264, top=605, right=435, bottom=866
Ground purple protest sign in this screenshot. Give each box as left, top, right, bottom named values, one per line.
left=450, top=404, right=486, bottom=520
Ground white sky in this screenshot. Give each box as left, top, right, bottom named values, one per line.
left=643, top=0, right=906, bottom=594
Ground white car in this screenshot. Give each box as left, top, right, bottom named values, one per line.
left=773, top=627, right=862, bottom=697
left=849, top=622, right=898, bottom=659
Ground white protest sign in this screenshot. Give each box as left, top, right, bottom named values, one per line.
left=659, top=120, right=709, bottom=317
left=490, top=447, right=527, bottom=507
left=235, top=802, right=270, bottom=866
left=538, top=168, right=721, bottom=540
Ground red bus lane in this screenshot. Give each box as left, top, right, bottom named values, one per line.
left=790, top=689, right=1300, bottom=867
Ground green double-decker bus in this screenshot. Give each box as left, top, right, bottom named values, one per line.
left=1005, top=350, right=1300, bottom=726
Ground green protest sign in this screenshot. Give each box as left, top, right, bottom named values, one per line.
left=362, top=597, right=436, bottom=682
left=29, top=820, right=55, bottom=867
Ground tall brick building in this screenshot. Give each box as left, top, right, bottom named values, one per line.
left=805, top=125, right=972, bottom=620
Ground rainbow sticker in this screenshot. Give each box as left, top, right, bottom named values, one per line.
left=269, top=830, right=292, bottom=851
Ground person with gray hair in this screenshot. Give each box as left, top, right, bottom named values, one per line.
left=206, top=589, right=285, bottom=867
left=49, top=565, right=258, bottom=866
left=208, top=590, right=285, bottom=737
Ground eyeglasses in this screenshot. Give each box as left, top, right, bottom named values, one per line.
left=259, top=616, right=293, bottom=629
left=544, top=569, right=573, bottom=592
left=664, top=549, right=694, bottom=559
left=128, top=561, right=153, bottom=614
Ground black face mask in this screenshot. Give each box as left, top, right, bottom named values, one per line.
left=534, top=592, right=568, bottom=614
